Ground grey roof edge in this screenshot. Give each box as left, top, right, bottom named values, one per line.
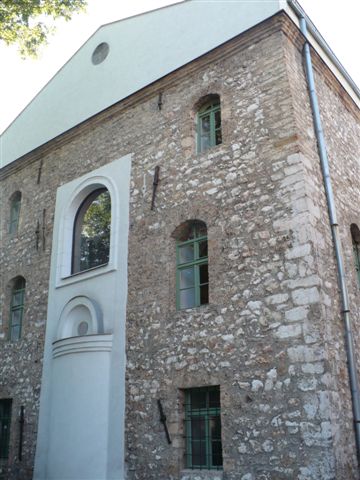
left=287, top=0, right=360, bottom=101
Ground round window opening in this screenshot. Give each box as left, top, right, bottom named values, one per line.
left=78, top=321, right=89, bottom=336
left=91, top=42, right=109, bottom=65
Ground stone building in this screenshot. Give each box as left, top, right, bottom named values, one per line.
left=0, top=0, right=360, bottom=479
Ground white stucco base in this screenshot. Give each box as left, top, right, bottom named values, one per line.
left=48, top=335, right=113, bottom=479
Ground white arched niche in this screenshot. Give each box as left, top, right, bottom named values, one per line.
left=56, top=295, right=103, bottom=341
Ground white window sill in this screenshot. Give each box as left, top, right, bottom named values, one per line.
left=56, top=263, right=115, bottom=288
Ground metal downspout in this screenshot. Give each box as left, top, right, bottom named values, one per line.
left=299, top=16, right=360, bottom=462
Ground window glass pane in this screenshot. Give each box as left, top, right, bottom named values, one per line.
left=198, top=241, right=208, bottom=258
left=0, top=421, right=10, bottom=458
left=209, top=389, right=220, bottom=408
left=10, top=325, right=21, bottom=341
left=180, top=288, right=195, bottom=309
left=9, top=195, right=21, bottom=234
left=200, top=284, right=209, bottom=305
left=12, top=291, right=24, bottom=307
left=14, top=278, right=25, bottom=290
left=9, top=223, right=16, bottom=234
left=211, top=440, right=223, bottom=467
left=199, top=264, right=208, bottom=285
left=195, top=223, right=207, bottom=238
left=201, top=114, right=210, bottom=133
left=179, top=244, right=194, bottom=264
left=210, top=416, right=221, bottom=439
left=76, top=189, right=111, bottom=272
left=215, top=110, right=221, bottom=129
left=11, top=309, right=22, bottom=327
left=0, top=400, right=11, bottom=460
left=215, top=128, right=222, bottom=146
left=0, top=401, right=11, bottom=418
left=200, top=115, right=211, bottom=152
left=192, top=441, right=207, bottom=467
left=9, top=211, right=19, bottom=233
left=191, top=390, right=207, bottom=410
left=12, top=201, right=20, bottom=217
left=191, top=417, right=205, bottom=439
left=180, top=267, right=195, bottom=289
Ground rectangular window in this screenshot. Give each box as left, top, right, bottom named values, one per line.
left=9, top=193, right=21, bottom=235
left=184, top=386, right=223, bottom=470
left=197, top=98, right=222, bottom=153
left=0, top=400, right=12, bottom=459
left=176, top=223, right=208, bottom=310
left=10, top=281, right=25, bottom=342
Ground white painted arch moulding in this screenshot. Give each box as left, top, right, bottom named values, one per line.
left=56, top=295, right=104, bottom=341
left=56, top=173, right=120, bottom=283
left=52, top=334, right=113, bottom=359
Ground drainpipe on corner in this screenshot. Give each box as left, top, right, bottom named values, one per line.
left=289, top=3, right=360, bottom=463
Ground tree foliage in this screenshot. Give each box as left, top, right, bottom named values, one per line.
left=0, top=0, right=87, bottom=57
left=80, top=191, right=111, bottom=271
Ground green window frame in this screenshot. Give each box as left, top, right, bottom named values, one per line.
left=197, top=98, right=222, bottom=153
left=9, top=278, right=25, bottom=341
left=176, top=223, right=208, bottom=310
left=184, top=386, right=223, bottom=470
left=9, top=192, right=21, bottom=235
left=0, top=399, right=12, bottom=460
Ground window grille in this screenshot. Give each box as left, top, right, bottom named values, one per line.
left=184, top=386, right=223, bottom=470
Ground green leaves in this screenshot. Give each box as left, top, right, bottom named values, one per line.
left=0, top=0, right=87, bottom=57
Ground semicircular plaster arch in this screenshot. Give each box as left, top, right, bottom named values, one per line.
left=56, top=295, right=104, bottom=341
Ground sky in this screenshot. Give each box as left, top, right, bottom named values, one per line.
left=0, top=0, right=359, bottom=134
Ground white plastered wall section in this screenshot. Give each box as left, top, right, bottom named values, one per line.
left=0, top=0, right=283, bottom=168
left=34, top=154, right=131, bottom=480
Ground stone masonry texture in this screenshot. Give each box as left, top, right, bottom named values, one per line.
left=0, top=12, right=360, bottom=480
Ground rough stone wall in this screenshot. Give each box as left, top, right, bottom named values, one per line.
left=124, top=17, right=358, bottom=480
left=0, top=12, right=359, bottom=480
left=283, top=27, right=360, bottom=478
left=0, top=158, right=51, bottom=480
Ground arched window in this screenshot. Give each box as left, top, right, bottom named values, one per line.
left=10, top=277, right=25, bottom=341
left=351, top=224, right=360, bottom=286
left=197, top=95, right=222, bottom=153
left=72, top=188, right=111, bottom=274
left=175, top=220, right=209, bottom=310
left=9, top=191, right=21, bottom=234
